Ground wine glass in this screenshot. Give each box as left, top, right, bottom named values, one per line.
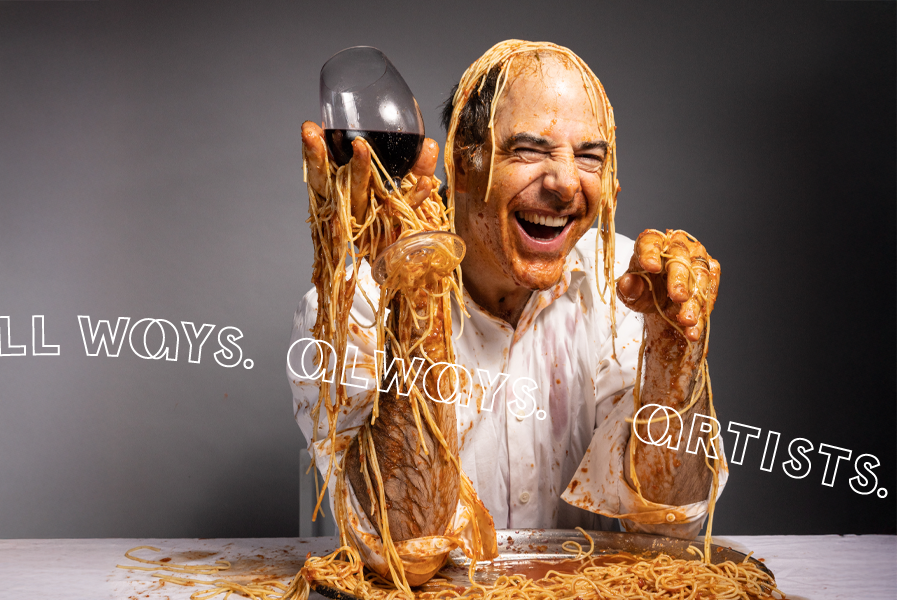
left=319, top=47, right=465, bottom=288
left=320, top=46, right=425, bottom=181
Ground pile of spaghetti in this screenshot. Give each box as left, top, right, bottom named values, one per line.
left=116, top=533, right=783, bottom=600
left=296, top=529, right=783, bottom=600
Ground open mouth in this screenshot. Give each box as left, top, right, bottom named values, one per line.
left=515, top=211, right=572, bottom=241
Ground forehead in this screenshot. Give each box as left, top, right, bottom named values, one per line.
left=493, top=53, right=605, bottom=139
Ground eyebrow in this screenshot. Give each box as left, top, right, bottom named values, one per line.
left=576, top=140, right=608, bottom=153
left=504, top=133, right=608, bottom=153
left=505, top=133, right=554, bottom=148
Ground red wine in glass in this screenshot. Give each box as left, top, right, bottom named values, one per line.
left=319, top=47, right=464, bottom=285
left=320, top=47, right=425, bottom=183
left=325, top=129, right=425, bottom=180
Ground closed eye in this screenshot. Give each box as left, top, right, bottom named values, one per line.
left=575, top=140, right=608, bottom=172
left=574, top=152, right=605, bottom=172
left=514, top=147, right=550, bottom=162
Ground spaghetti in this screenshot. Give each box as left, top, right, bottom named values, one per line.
left=300, top=98, right=493, bottom=595
left=298, top=528, right=785, bottom=600
left=624, top=229, right=722, bottom=562
left=442, top=40, right=621, bottom=348
left=117, top=532, right=785, bottom=600
left=119, top=40, right=780, bottom=600
left=303, top=130, right=463, bottom=520
left=116, top=546, right=294, bottom=600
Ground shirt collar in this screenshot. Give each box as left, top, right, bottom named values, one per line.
left=458, top=244, right=595, bottom=341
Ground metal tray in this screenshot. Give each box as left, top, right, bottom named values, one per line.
left=312, top=529, right=773, bottom=599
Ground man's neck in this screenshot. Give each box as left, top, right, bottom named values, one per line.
left=460, top=258, right=532, bottom=328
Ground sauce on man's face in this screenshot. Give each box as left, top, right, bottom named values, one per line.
left=457, top=55, right=608, bottom=304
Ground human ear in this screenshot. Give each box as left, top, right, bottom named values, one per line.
left=453, top=151, right=470, bottom=194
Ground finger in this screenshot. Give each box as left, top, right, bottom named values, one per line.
left=407, top=176, right=433, bottom=210
left=411, top=138, right=439, bottom=177
left=676, top=293, right=705, bottom=333
left=617, top=272, right=655, bottom=313
left=350, top=138, right=371, bottom=222
left=677, top=243, right=710, bottom=329
left=665, top=231, right=692, bottom=304
left=690, top=243, right=711, bottom=301
left=635, top=230, right=666, bottom=273
left=684, top=323, right=703, bottom=343
left=706, top=257, right=721, bottom=314
left=684, top=256, right=722, bottom=342
left=302, top=121, right=328, bottom=197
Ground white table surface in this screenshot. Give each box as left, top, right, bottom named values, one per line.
left=0, top=535, right=895, bottom=599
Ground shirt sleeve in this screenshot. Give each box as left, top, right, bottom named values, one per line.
left=289, top=265, right=498, bottom=572
left=340, top=471, right=498, bottom=582
left=562, top=378, right=728, bottom=534
left=287, top=265, right=382, bottom=506
left=560, top=231, right=728, bottom=534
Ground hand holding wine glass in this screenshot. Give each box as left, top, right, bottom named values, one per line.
left=301, top=121, right=439, bottom=224
left=303, top=46, right=440, bottom=226
left=304, top=47, right=465, bottom=288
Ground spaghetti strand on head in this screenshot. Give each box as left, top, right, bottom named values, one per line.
left=441, top=40, right=620, bottom=354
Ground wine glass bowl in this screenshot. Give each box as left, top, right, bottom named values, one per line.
left=321, top=47, right=460, bottom=289
left=320, top=47, right=425, bottom=180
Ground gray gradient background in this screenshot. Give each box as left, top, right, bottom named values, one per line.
left=0, top=1, right=895, bottom=540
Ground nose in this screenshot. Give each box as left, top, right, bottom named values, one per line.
left=542, top=152, right=581, bottom=201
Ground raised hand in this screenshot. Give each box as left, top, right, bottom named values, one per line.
left=616, top=229, right=720, bottom=342
left=301, top=121, right=440, bottom=223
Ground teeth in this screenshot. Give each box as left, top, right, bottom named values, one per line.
left=517, top=212, right=568, bottom=228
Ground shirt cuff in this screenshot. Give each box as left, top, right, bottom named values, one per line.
left=613, top=459, right=728, bottom=526
left=561, top=411, right=729, bottom=528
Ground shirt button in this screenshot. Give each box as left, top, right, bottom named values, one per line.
left=519, top=491, right=531, bottom=504
left=666, top=513, right=676, bottom=523
left=515, top=413, right=525, bottom=422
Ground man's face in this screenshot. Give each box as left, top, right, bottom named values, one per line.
left=457, top=55, right=609, bottom=292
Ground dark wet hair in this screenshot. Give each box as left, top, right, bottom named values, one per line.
left=439, top=64, right=503, bottom=166
left=437, top=65, right=502, bottom=202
